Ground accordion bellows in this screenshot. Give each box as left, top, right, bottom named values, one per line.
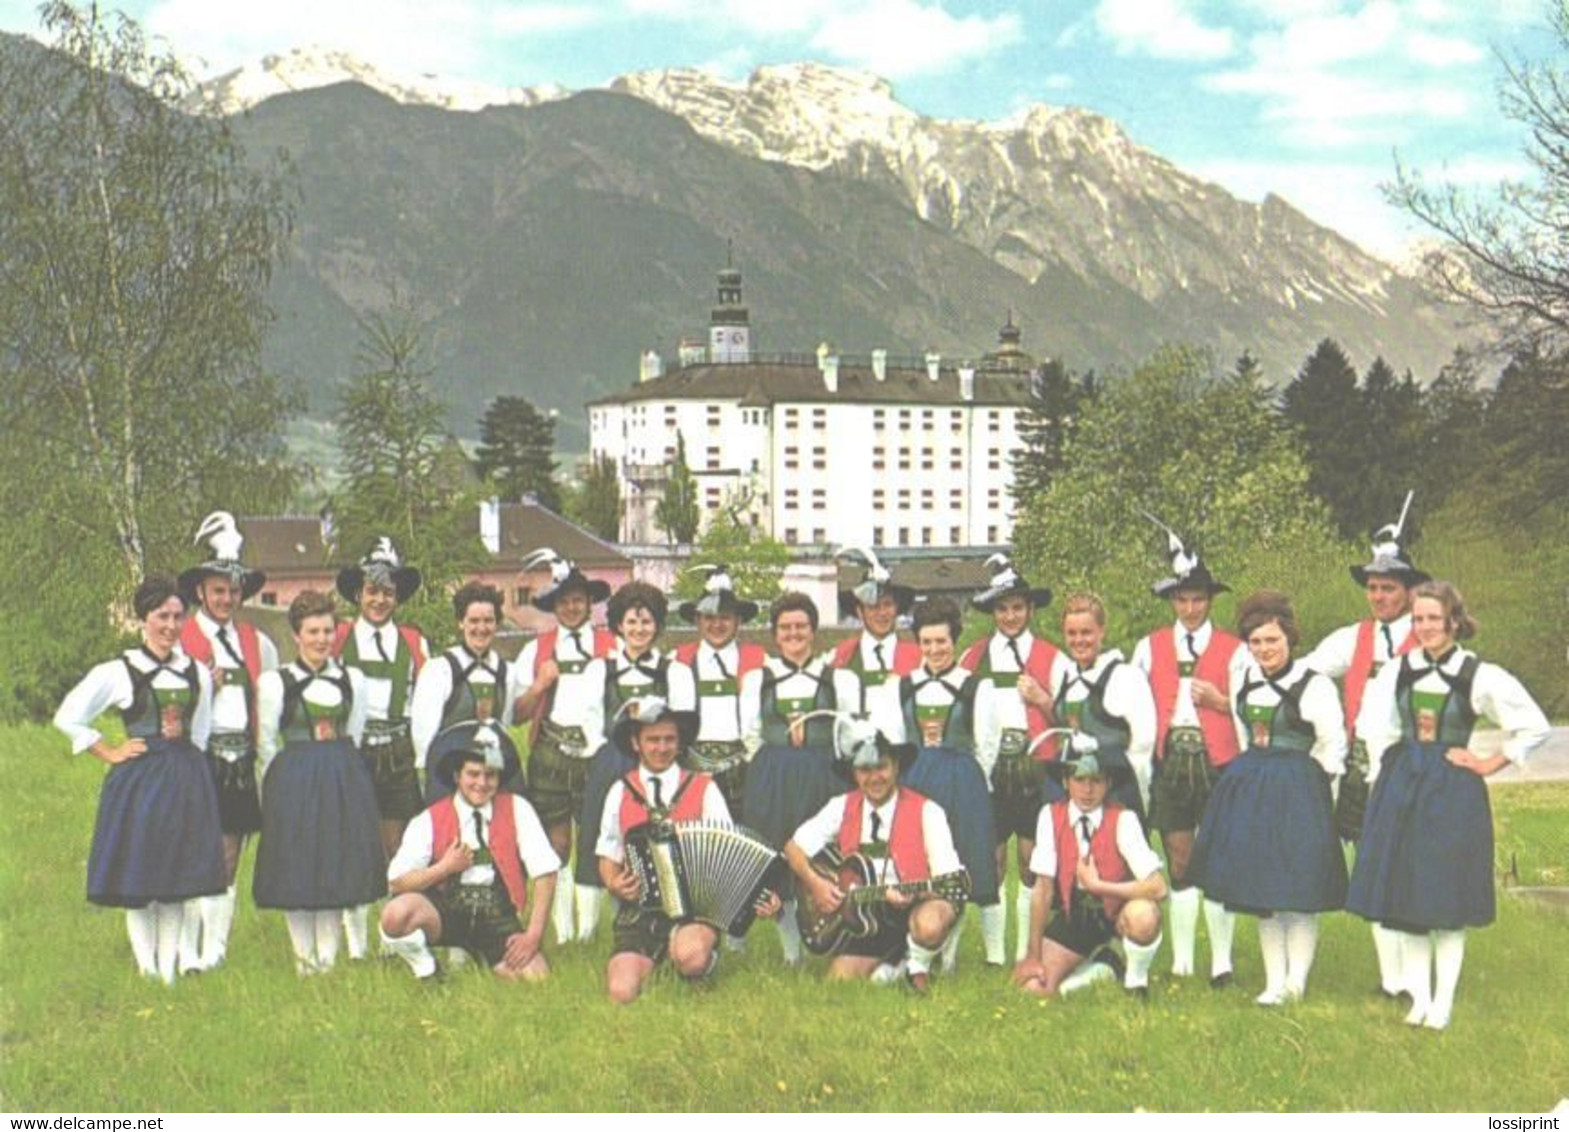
left=624, top=819, right=783, bottom=936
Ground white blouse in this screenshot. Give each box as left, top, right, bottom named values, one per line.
left=54, top=648, right=214, bottom=755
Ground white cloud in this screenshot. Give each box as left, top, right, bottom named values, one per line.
left=1095, top=0, right=1235, bottom=61
left=809, top=0, right=1022, bottom=78
left=1405, top=29, right=1486, bottom=65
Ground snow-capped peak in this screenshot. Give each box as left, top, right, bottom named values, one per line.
left=188, top=46, right=565, bottom=115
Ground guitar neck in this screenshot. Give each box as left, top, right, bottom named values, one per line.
left=848, top=878, right=937, bottom=904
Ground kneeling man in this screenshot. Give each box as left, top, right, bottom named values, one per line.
left=784, top=722, right=969, bottom=993
left=381, top=731, right=559, bottom=980
left=1014, top=742, right=1166, bottom=998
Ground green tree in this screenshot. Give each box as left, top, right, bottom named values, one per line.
left=474, top=395, right=561, bottom=510
left=0, top=2, right=299, bottom=719
left=1012, top=345, right=1350, bottom=645
left=565, top=453, right=622, bottom=542
left=672, top=509, right=789, bottom=608
left=655, top=432, right=701, bottom=545
left=332, top=308, right=485, bottom=645
left=1010, top=359, right=1091, bottom=503
left=1355, top=356, right=1427, bottom=541
left=1278, top=339, right=1369, bottom=539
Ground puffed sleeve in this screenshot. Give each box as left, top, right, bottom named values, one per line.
left=739, top=665, right=765, bottom=758
left=409, top=653, right=452, bottom=770
left=1302, top=623, right=1357, bottom=680
left=665, top=660, right=697, bottom=712
left=509, top=794, right=562, bottom=877
left=255, top=670, right=286, bottom=780
left=1110, top=662, right=1157, bottom=809
left=387, top=809, right=436, bottom=883
left=344, top=666, right=369, bottom=746
left=1130, top=634, right=1154, bottom=676
left=189, top=661, right=215, bottom=752
left=256, top=629, right=281, bottom=673
left=53, top=660, right=131, bottom=755
left=1299, top=671, right=1348, bottom=778
left=1472, top=662, right=1550, bottom=767
left=578, top=657, right=609, bottom=753
left=596, top=781, right=627, bottom=863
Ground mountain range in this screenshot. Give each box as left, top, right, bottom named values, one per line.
left=11, top=40, right=1465, bottom=445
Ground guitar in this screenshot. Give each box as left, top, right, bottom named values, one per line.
left=795, top=845, right=970, bottom=956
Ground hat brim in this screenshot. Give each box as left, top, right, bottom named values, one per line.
left=836, top=741, right=918, bottom=780
left=178, top=564, right=266, bottom=604
left=427, top=723, right=523, bottom=793
left=533, top=575, right=613, bottom=612
left=611, top=709, right=700, bottom=757
left=677, top=596, right=760, bottom=624
left=1152, top=577, right=1229, bottom=598
left=971, top=584, right=1053, bottom=613
left=336, top=565, right=423, bottom=605
left=839, top=584, right=917, bottom=619
left=1043, top=757, right=1132, bottom=786
left=1350, top=564, right=1430, bottom=587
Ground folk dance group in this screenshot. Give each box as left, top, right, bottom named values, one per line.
left=55, top=498, right=1549, bottom=1027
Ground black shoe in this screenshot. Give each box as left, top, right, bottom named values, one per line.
left=1210, top=971, right=1235, bottom=990
left=1091, top=945, right=1126, bottom=983
left=904, top=970, right=932, bottom=996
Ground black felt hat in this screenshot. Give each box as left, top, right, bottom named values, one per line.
left=676, top=564, right=760, bottom=624
left=177, top=511, right=266, bottom=604
left=610, top=695, right=701, bottom=755
left=1350, top=491, right=1430, bottom=587
left=835, top=544, right=916, bottom=619
left=1144, top=514, right=1229, bottom=598
left=970, top=553, right=1053, bottom=612
left=336, top=536, right=423, bottom=605
left=521, top=547, right=612, bottom=612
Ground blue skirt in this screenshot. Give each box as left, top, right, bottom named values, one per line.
left=903, top=745, right=1000, bottom=905
left=575, top=740, right=637, bottom=886
left=87, top=737, right=226, bottom=907
left=1188, top=746, right=1346, bottom=914
left=254, top=738, right=386, bottom=910
left=1347, top=740, right=1495, bottom=931
left=742, top=742, right=849, bottom=850
left=424, top=723, right=525, bottom=805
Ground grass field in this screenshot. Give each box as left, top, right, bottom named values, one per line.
left=2, top=723, right=1566, bottom=1113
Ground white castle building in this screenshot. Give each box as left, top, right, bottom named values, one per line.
left=587, top=262, right=1042, bottom=548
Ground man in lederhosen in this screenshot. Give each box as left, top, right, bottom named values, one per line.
left=333, top=537, right=429, bottom=958
left=514, top=549, right=616, bottom=946
left=828, top=546, right=920, bottom=746
left=1131, top=526, right=1247, bottom=987
left=1304, top=491, right=1429, bottom=1000
left=177, top=510, right=279, bottom=972
left=381, top=730, right=559, bottom=982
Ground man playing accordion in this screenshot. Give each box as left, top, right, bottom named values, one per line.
left=596, top=696, right=781, bottom=1004
left=783, top=719, right=970, bottom=994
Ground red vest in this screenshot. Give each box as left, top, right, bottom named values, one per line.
left=674, top=639, right=767, bottom=676
left=1145, top=625, right=1243, bottom=768
left=961, top=635, right=1062, bottom=761
left=836, top=787, right=931, bottom=882
left=529, top=625, right=617, bottom=736
left=1051, top=800, right=1131, bottom=920
left=331, top=621, right=428, bottom=673
left=181, top=617, right=264, bottom=733
left=1344, top=620, right=1418, bottom=739
left=618, top=768, right=711, bottom=832
left=429, top=794, right=530, bottom=913
left=831, top=635, right=921, bottom=676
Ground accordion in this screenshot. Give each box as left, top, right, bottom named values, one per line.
left=623, top=819, right=785, bottom=936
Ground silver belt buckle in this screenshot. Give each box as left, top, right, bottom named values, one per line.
left=209, top=733, right=250, bottom=763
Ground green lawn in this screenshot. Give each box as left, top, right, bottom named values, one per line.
left=3, top=724, right=1566, bottom=1112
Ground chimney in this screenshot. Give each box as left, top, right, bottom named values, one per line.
left=640, top=350, right=664, bottom=382
left=872, top=348, right=887, bottom=382
left=959, top=364, right=976, bottom=402
left=317, top=506, right=336, bottom=554
left=480, top=496, right=501, bottom=555
left=925, top=351, right=941, bottom=382
left=822, top=353, right=840, bottom=394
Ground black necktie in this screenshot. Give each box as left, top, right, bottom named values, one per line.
left=473, top=809, right=486, bottom=847
left=215, top=625, right=244, bottom=667
left=870, top=809, right=883, bottom=844
left=1382, top=624, right=1396, bottom=657
left=1007, top=637, right=1026, bottom=669
left=1078, top=815, right=1093, bottom=853
left=374, top=629, right=392, bottom=664
left=1185, top=632, right=1198, bottom=661
left=570, top=629, right=590, bottom=660
left=651, top=776, right=664, bottom=809
left=873, top=642, right=886, bottom=671
left=711, top=650, right=732, bottom=680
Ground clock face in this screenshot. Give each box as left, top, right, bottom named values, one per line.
left=730, top=331, right=745, bottom=344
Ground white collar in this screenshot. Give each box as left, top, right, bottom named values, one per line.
left=1068, top=803, right=1105, bottom=832
left=453, top=793, right=495, bottom=822
left=1172, top=620, right=1213, bottom=654
left=638, top=763, right=684, bottom=790
left=291, top=658, right=343, bottom=680
left=992, top=629, right=1036, bottom=655
left=1074, top=648, right=1124, bottom=679
left=700, top=639, right=738, bottom=660
left=195, top=609, right=232, bottom=638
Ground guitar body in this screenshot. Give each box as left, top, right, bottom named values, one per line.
left=796, top=846, right=889, bottom=956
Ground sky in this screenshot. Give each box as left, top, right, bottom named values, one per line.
left=0, top=0, right=1556, bottom=259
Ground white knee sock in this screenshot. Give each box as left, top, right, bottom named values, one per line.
left=1168, top=887, right=1201, bottom=976
left=284, top=910, right=318, bottom=974
left=1401, top=931, right=1433, bottom=1025
left=126, top=908, right=159, bottom=977
left=980, top=902, right=1006, bottom=965
left=575, top=884, right=602, bottom=942
left=776, top=900, right=803, bottom=965
left=383, top=927, right=437, bottom=979
left=938, top=918, right=962, bottom=973
left=1014, top=886, right=1034, bottom=962
left=179, top=898, right=205, bottom=973
left=1429, top=929, right=1466, bottom=1029
left=1123, top=932, right=1162, bottom=989
left=907, top=935, right=940, bottom=977
left=341, top=905, right=370, bottom=960
left=1372, top=924, right=1406, bottom=995
left=153, top=902, right=183, bottom=985
left=1256, top=916, right=1288, bottom=1004
left=1058, top=954, right=1117, bottom=996
left=1203, top=898, right=1235, bottom=978
left=313, top=910, right=341, bottom=971
left=199, top=886, right=234, bottom=968
left=1282, top=912, right=1319, bottom=998
left=551, top=874, right=576, bottom=943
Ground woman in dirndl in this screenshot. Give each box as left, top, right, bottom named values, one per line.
left=1346, top=580, right=1549, bottom=1030
left=741, top=592, right=860, bottom=962
left=573, top=581, right=695, bottom=932
left=252, top=590, right=384, bottom=974
left=53, top=575, right=226, bottom=984
left=899, top=596, right=999, bottom=970
left=1188, top=590, right=1347, bottom=1005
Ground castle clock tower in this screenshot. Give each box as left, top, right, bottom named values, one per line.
left=708, top=249, right=751, bottom=364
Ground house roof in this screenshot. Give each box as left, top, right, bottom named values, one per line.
left=480, top=500, right=632, bottom=570
left=589, top=357, right=1035, bottom=409
left=836, top=555, right=993, bottom=597
left=235, top=516, right=330, bottom=576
